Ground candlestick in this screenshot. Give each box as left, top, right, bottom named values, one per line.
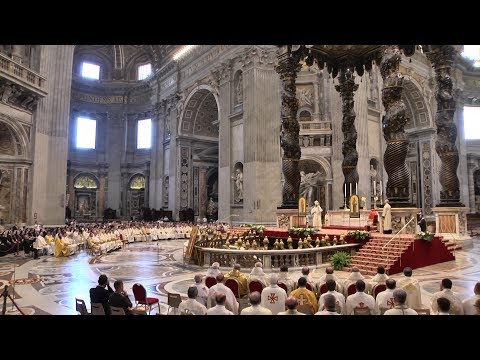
left=349, top=183, right=352, bottom=197
left=355, top=182, right=357, bottom=195
left=373, top=180, right=376, bottom=196
left=344, top=183, right=346, bottom=198
left=380, top=180, right=383, bottom=196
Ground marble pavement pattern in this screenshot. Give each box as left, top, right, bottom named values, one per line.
left=0, top=238, right=479, bottom=315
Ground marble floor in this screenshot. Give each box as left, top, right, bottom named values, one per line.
left=1, top=238, right=480, bottom=315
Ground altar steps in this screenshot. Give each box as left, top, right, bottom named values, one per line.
left=343, top=233, right=456, bottom=275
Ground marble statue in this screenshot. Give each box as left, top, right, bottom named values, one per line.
left=299, top=170, right=323, bottom=207
left=382, top=199, right=392, bottom=234
left=232, top=168, right=243, bottom=203
left=235, top=73, right=243, bottom=105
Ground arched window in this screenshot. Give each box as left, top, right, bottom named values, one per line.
left=462, top=45, right=480, bottom=67
left=81, top=62, right=100, bottom=79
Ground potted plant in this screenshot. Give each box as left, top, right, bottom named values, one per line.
left=330, top=251, right=352, bottom=271
left=416, top=231, right=434, bottom=242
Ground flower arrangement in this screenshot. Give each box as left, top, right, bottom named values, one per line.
left=416, top=231, right=434, bottom=241
left=347, top=230, right=370, bottom=240
left=360, top=196, right=366, bottom=208
left=250, top=225, right=265, bottom=234
left=288, top=227, right=316, bottom=236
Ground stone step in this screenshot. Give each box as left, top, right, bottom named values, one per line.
left=352, top=257, right=396, bottom=264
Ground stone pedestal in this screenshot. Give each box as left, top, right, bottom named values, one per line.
left=378, top=207, right=420, bottom=234
left=276, top=208, right=306, bottom=229
left=432, top=207, right=472, bottom=249
left=328, top=209, right=370, bottom=228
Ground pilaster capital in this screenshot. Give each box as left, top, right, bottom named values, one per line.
left=211, top=59, right=233, bottom=85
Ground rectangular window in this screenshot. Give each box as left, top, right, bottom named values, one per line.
left=81, top=62, right=100, bottom=80
left=76, top=117, right=96, bottom=149
left=464, top=106, right=480, bottom=140
left=138, top=63, right=152, bottom=80
left=137, top=118, right=152, bottom=149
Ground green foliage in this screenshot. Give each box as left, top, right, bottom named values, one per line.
left=288, top=227, right=316, bottom=237
left=416, top=231, right=434, bottom=241
left=347, top=230, right=370, bottom=240
left=330, top=251, right=352, bottom=271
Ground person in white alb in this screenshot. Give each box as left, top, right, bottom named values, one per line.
left=315, top=294, right=340, bottom=315
left=178, top=286, right=207, bottom=315
left=462, top=282, right=480, bottom=315
left=343, top=268, right=366, bottom=297
left=240, top=291, right=272, bottom=315
left=316, top=266, right=342, bottom=294
left=436, top=297, right=451, bottom=315
left=206, top=293, right=234, bottom=315
left=345, top=280, right=375, bottom=315
left=383, top=289, right=418, bottom=315
left=430, top=278, right=464, bottom=315
left=368, top=265, right=389, bottom=294
left=375, top=278, right=397, bottom=314
left=278, top=296, right=305, bottom=315
left=206, top=262, right=221, bottom=278
left=395, top=267, right=422, bottom=310
left=297, top=266, right=315, bottom=290
left=261, top=273, right=287, bottom=315
left=278, top=264, right=295, bottom=295
left=247, top=262, right=268, bottom=288
left=318, top=280, right=345, bottom=314
left=207, top=273, right=239, bottom=314
left=193, top=274, right=209, bottom=307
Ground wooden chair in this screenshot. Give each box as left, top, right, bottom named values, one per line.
left=75, top=298, right=89, bottom=315
left=205, top=277, right=216, bottom=288
left=248, top=280, right=264, bottom=294
left=167, top=293, right=182, bottom=315
left=347, top=283, right=357, bottom=297
left=372, top=284, right=387, bottom=299
left=319, top=283, right=328, bottom=295
left=110, top=306, right=126, bottom=315
left=353, top=307, right=371, bottom=315
left=225, top=278, right=241, bottom=298
left=414, top=308, right=431, bottom=315
left=90, top=302, right=105, bottom=315
left=278, top=282, right=288, bottom=293
left=132, top=283, right=161, bottom=314
left=305, top=283, right=314, bottom=292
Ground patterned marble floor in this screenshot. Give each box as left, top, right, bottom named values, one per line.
left=1, top=238, right=479, bottom=315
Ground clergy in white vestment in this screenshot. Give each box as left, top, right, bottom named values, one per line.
left=436, top=297, right=451, bottom=315
left=34, top=231, right=52, bottom=255
left=343, top=267, right=365, bottom=297
left=345, top=280, right=375, bottom=315
left=240, top=292, right=272, bottom=315
left=430, top=279, right=464, bottom=315
left=367, top=265, right=389, bottom=294
left=375, top=279, right=397, bottom=314
left=193, top=274, right=209, bottom=306
left=462, top=282, right=480, bottom=315
left=179, top=286, right=208, bottom=315
left=318, top=280, right=345, bottom=314
left=278, top=296, right=305, bottom=315
left=384, top=289, right=418, bottom=315
left=395, top=267, right=422, bottom=309
left=261, top=273, right=287, bottom=315
left=315, top=294, right=341, bottom=315
left=205, top=262, right=221, bottom=278
left=206, top=293, right=234, bottom=315
left=296, top=266, right=315, bottom=290
left=316, top=266, right=342, bottom=294
left=278, top=264, right=295, bottom=295
left=207, top=274, right=239, bottom=314
left=247, top=262, right=268, bottom=288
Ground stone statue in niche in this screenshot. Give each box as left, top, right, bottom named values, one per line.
left=232, top=167, right=243, bottom=203
left=235, top=73, right=243, bottom=105
left=299, top=170, right=323, bottom=207
left=297, top=87, right=313, bottom=107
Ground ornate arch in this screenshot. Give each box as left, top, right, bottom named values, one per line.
left=129, top=173, right=146, bottom=190
left=402, top=78, right=433, bottom=130
left=179, top=85, right=220, bottom=137
left=73, top=173, right=99, bottom=189
left=299, top=155, right=332, bottom=180
left=0, top=115, right=30, bottom=159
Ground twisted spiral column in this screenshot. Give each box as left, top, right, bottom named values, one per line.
left=335, top=68, right=359, bottom=198
left=426, top=46, right=463, bottom=206
left=275, top=56, right=302, bottom=207
left=380, top=45, right=411, bottom=205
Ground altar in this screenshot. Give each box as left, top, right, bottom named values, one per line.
left=328, top=209, right=370, bottom=228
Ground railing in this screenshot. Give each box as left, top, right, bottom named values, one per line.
left=195, top=243, right=360, bottom=270
left=1, top=285, right=25, bottom=315
left=380, top=216, right=416, bottom=267
left=0, top=53, right=46, bottom=91
left=300, top=121, right=332, bottom=131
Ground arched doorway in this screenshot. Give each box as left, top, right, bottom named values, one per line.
left=128, top=174, right=146, bottom=220
left=298, top=159, right=327, bottom=210
left=73, top=174, right=99, bottom=220
left=179, top=87, right=219, bottom=221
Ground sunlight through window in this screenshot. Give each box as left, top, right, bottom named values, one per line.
left=81, top=62, right=100, bottom=79
left=137, top=119, right=152, bottom=149
left=462, top=45, right=480, bottom=67
left=138, top=63, right=152, bottom=80
left=464, top=106, right=480, bottom=139
left=76, top=117, right=96, bottom=149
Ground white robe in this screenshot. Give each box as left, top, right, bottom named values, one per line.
left=345, top=292, right=376, bottom=315
left=247, top=267, right=268, bottom=288
left=277, top=273, right=296, bottom=295
left=374, top=288, right=396, bottom=314
left=194, top=283, right=209, bottom=306
left=178, top=298, right=207, bottom=315
left=315, top=310, right=340, bottom=315
left=278, top=309, right=305, bottom=315
left=206, top=304, right=233, bottom=315
left=205, top=268, right=221, bottom=278
left=240, top=304, right=272, bottom=315
left=382, top=202, right=392, bottom=231
left=311, top=205, right=323, bottom=229
left=316, top=273, right=343, bottom=294
left=384, top=305, right=418, bottom=315
left=207, top=283, right=239, bottom=314
left=396, top=276, right=422, bottom=309
left=319, top=290, right=346, bottom=314
left=462, top=294, right=480, bottom=315
left=260, top=285, right=287, bottom=315
left=430, top=288, right=464, bottom=315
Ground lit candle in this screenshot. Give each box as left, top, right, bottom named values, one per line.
left=373, top=180, right=376, bottom=196
left=344, top=183, right=346, bottom=198
left=380, top=181, right=383, bottom=196
left=355, top=182, right=357, bottom=195
left=349, top=183, right=352, bottom=197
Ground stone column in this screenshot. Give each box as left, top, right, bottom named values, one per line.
left=144, top=167, right=150, bottom=208
left=168, top=94, right=182, bottom=220
left=149, top=101, right=165, bottom=209
left=98, top=172, right=106, bottom=219
left=354, top=73, right=370, bottom=204
left=335, top=68, right=359, bottom=200
left=426, top=46, right=464, bottom=207
left=467, top=163, right=476, bottom=213
left=455, top=95, right=469, bottom=207
left=31, top=45, right=74, bottom=225
left=275, top=47, right=302, bottom=208
left=199, top=168, right=208, bottom=219
left=379, top=45, right=411, bottom=206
